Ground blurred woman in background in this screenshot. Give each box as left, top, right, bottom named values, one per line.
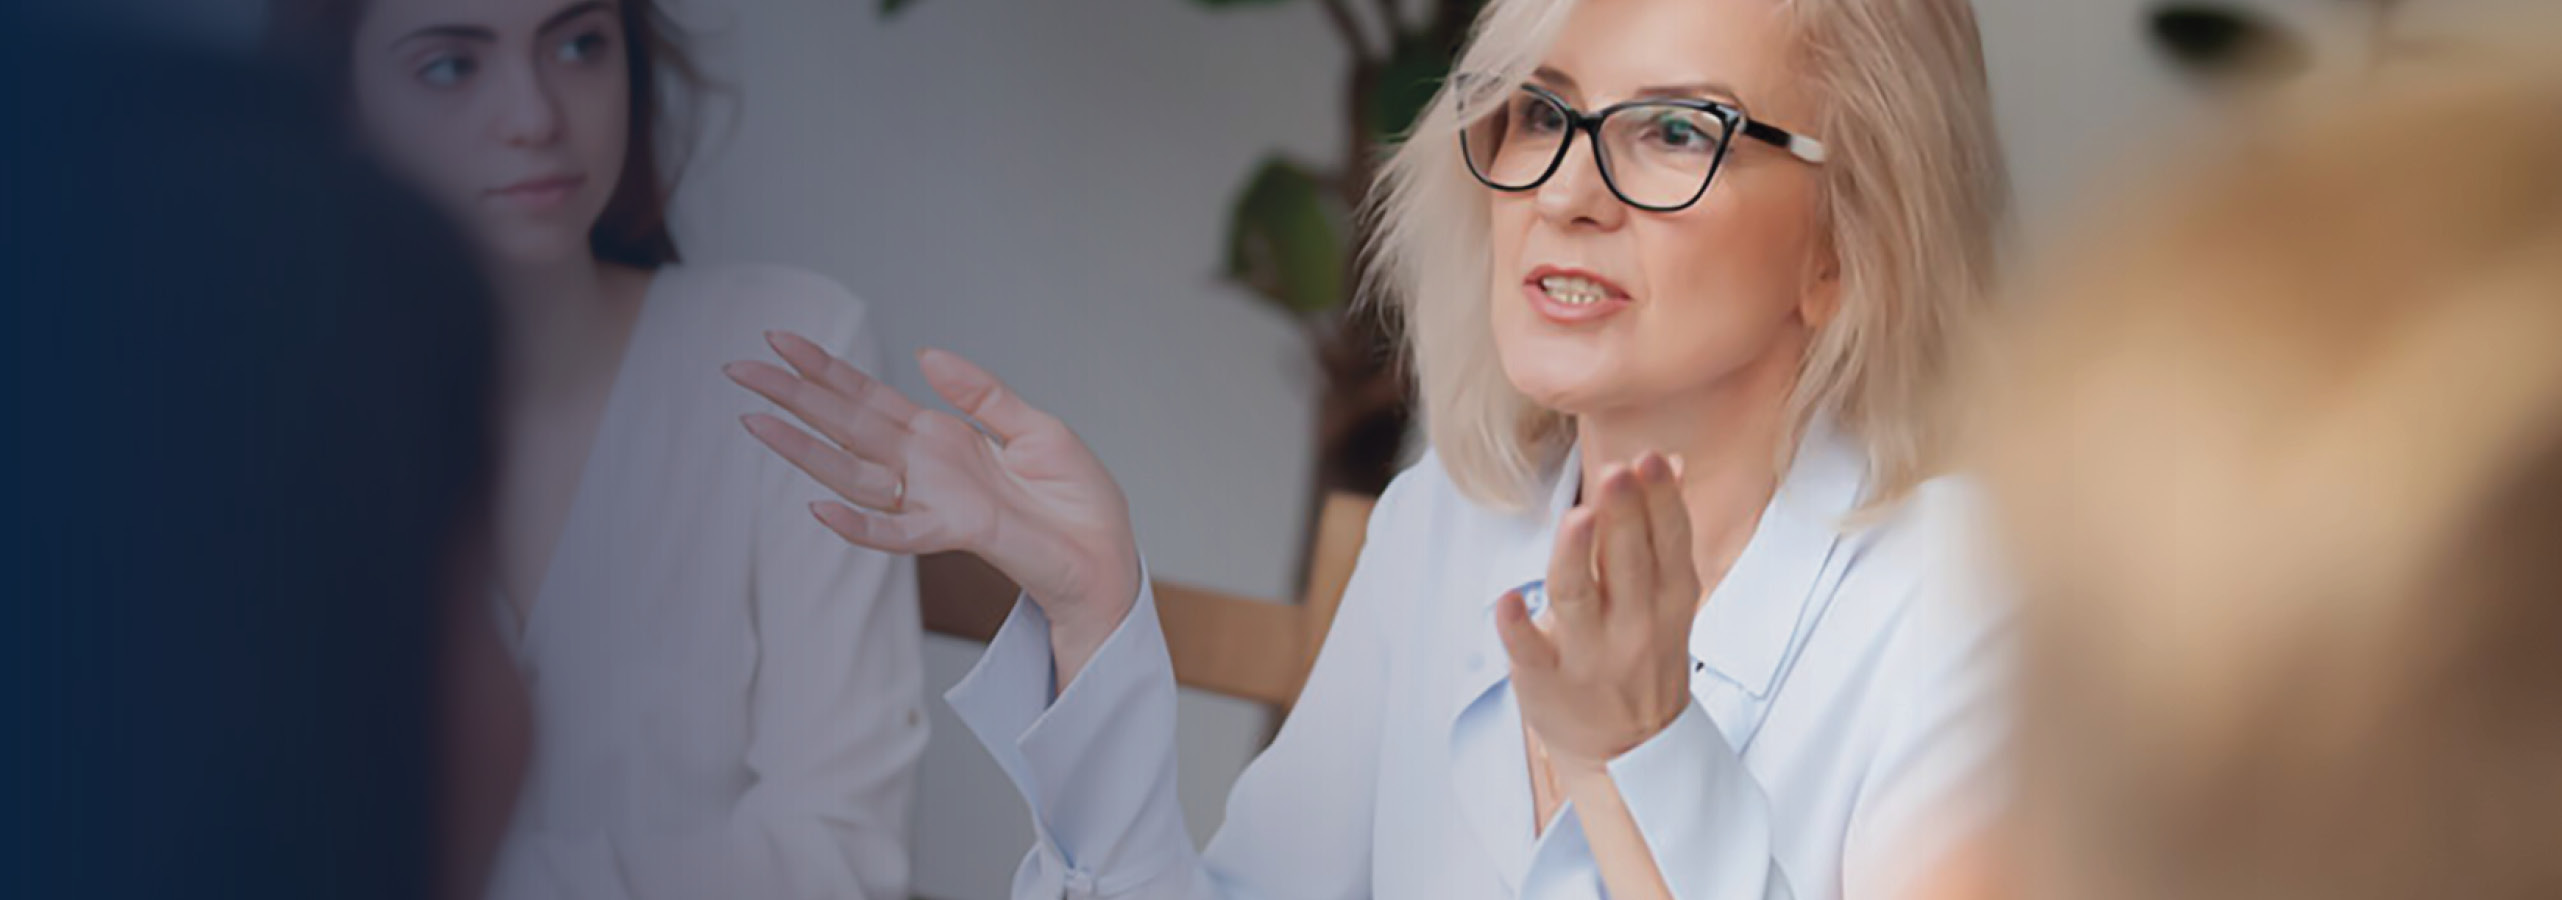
left=1959, top=49, right=2562, bottom=900
left=267, top=1, right=925, bottom=896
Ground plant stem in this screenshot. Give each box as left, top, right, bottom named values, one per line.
left=1372, top=0, right=1407, bottom=40
left=1318, top=0, right=1380, bottom=61
left=1430, top=0, right=1476, bottom=45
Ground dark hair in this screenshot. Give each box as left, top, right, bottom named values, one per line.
left=264, top=0, right=699, bottom=269
left=1, top=22, right=499, bottom=899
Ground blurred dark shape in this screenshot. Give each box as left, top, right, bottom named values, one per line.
left=2148, top=3, right=2315, bottom=88
left=0, top=16, right=500, bottom=900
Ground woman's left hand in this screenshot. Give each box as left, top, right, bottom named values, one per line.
left=1497, top=452, right=1700, bottom=772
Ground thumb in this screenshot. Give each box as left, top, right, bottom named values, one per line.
left=918, top=348, right=1056, bottom=445
left=1495, top=589, right=1560, bottom=673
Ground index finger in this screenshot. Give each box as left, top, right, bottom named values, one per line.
left=1637, top=452, right=1697, bottom=614
left=766, top=330, right=925, bottom=425
left=1593, top=462, right=1660, bottom=632
left=1547, top=496, right=1604, bottom=630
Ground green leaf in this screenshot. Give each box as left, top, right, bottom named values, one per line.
left=1223, top=156, right=1349, bottom=316
left=881, top=0, right=923, bottom=18
left=1188, top=0, right=1297, bottom=7
left=1368, top=37, right=1452, bottom=141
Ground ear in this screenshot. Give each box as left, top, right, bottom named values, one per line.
left=1800, top=232, right=1844, bottom=331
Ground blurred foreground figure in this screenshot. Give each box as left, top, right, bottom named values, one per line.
left=0, top=19, right=519, bottom=900
left=1963, top=43, right=2562, bottom=900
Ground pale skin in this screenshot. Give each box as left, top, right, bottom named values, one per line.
left=346, top=0, right=648, bottom=891
left=351, top=0, right=655, bottom=629
left=731, top=0, right=1833, bottom=894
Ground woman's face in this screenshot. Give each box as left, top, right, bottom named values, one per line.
left=1485, top=0, right=1833, bottom=418
left=349, top=0, right=631, bottom=266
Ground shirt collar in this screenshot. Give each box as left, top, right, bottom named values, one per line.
left=1478, top=422, right=1868, bottom=698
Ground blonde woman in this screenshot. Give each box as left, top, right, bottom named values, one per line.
left=729, top=0, right=2007, bottom=895
left=1954, top=54, right=2562, bottom=900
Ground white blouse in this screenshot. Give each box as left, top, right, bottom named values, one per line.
left=486, top=264, right=925, bottom=900
left=948, top=426, right=2008, bottom=900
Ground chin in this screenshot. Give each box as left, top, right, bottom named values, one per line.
left=1493, top=324, right=1621, bottom=405
left=1500, top=355, right=1627, bottom=417
left=477, top=226, right=593, bottom=268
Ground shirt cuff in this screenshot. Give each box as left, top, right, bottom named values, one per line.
left=944, top=571, right=1196, bottom=894
left=1518, top=805, right=1605, bottom=900
left=1604, top=699, right=1785, bottom=898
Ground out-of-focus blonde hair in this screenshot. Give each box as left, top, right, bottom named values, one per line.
left=1977, top=56, right=2562, bottom=900
left=1363, top=0, right=2009, bottom=512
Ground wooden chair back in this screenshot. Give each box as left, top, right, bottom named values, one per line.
left=918, top=491, right=1377, bottom=710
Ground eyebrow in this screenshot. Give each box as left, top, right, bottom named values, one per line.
left=394, top=0, right=616, bottom=46
left=1531, top=66, right=1746, bottom=106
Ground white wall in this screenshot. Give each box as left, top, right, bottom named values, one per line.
left=662, top=2, right=1349, bottom=897
left=1976, top=0, right=2202, bottom=243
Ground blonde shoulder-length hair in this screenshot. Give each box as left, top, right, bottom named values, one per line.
left=1363, top=0, right=2008, bottom=512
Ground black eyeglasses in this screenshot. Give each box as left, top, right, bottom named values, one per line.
left=1459, top=81, right=1827, bottom=212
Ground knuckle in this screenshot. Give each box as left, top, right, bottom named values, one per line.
left=776, top=377, right=814, bottom=407
left=912, top=411, right=964, bottom=441
left=966, top=381, right=1003, bottom=411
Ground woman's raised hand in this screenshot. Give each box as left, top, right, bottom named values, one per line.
left=726, top=332, right=1143, bottom=674
left=1497, top=452, right=1700, bottom=771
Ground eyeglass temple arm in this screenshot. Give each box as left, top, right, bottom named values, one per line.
left=1740, top=119, right=1828, bottom=165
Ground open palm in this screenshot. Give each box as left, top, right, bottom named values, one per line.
left=726, top=331, right=1141, bottom=629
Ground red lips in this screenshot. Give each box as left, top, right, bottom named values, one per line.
left=1523, top=264, right=1633, bottom=325
left=485, top=173, right=586, bottom=212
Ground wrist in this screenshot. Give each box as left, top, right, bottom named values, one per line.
left=1047, top=606, right=1116, bottom=652
left=1580, top=695, right=1690, bottom=769
left=1061, top=543, right=1140, bottom=627
left=1047, top=548, right=1139, bottom=646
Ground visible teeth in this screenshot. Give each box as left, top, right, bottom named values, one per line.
left=1539, top=275, right=1612, bottom=306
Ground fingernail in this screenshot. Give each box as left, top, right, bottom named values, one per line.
left=764, top=330, right=785, bottom=349
left=721, top=362, right=743, bottom=378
